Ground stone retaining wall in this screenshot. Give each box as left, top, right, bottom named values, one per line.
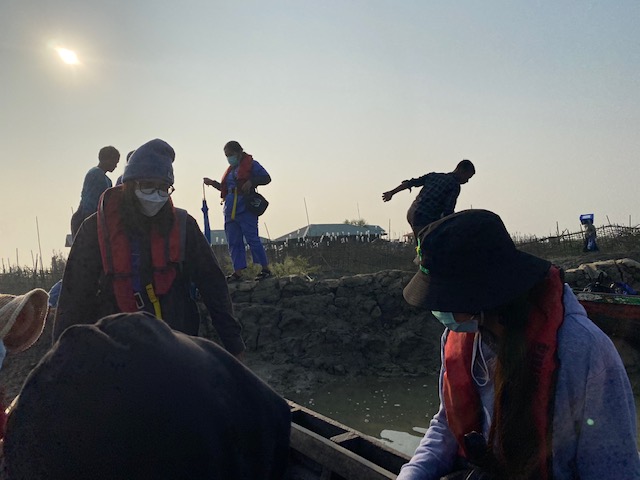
left=564, top=258, right=640, bottom=291
left=201, top=270, right=444, bottom=381
left=197, top=262, right=640, bottom=395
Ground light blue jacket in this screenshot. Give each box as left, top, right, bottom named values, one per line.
left=397, top=285, right=640, bottom=479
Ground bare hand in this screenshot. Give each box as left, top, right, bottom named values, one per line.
left=382, top=191, right=394, bottom=202
left=204, top=177, right=221, bottom=190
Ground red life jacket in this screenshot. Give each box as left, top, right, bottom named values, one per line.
left=220, top=153, right=254, bottom=199
left=97, top=186, right=187, bottom=313
left=442, top=266, right=564, bottom=479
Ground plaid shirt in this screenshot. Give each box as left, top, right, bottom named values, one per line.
left=407, top=172, right=461, bottom=225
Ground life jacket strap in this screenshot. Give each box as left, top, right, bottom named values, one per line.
left=231, top=187, right=238, bottom=220
left=145, top=283, right=163, bottom=320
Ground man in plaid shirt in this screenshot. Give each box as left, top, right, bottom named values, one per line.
left=382, top=160, right=475, bottom=242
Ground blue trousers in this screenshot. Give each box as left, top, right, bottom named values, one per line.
left=224, top=211, right=268, bottom=271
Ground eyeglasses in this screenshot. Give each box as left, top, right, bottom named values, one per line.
left=136, top=182, right=175, bottom=197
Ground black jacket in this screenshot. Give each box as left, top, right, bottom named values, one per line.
left=54, top=212, right=245, bottom=355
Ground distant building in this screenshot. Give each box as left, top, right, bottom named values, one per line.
left=403, top=232, right=415, bottom=243
left=273, top=224, right=386, bottom=243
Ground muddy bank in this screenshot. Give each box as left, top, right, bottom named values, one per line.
left=0, top=270, right=440, bottom=401
left=209, top=270, right=445, bottom=397
left=2, top=262, right=640, bottom=404
left=218, top=263, right=640, bottom=398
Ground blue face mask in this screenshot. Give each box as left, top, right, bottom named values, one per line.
left=226, top=154, right=239, bottom=167
left=0, top=340, right=6, bottom=370
left=432, top=311, right=479, bottom=333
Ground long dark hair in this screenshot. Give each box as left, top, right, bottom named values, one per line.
left=486, top=285, right=544, bottom=479
left=119, top=182, right=174, bottom=239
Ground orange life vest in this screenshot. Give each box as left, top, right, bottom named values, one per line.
left=97, top=186, right=187, bottom=313
left=442, top=266, right=564, bottom=479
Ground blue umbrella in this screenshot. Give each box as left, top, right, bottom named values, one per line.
left=202, top=183, right=212, bottom=244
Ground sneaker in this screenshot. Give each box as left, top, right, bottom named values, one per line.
left=255, top=270, right=273, bottom=281
left=226, top=273, right=243, bottom=283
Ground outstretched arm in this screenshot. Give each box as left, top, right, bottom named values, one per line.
left=382, top=181, right=411, bottom=202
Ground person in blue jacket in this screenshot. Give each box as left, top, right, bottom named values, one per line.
left=399, top=209, right=639, bottom=480
left=204, top=140, right=272, bottom=282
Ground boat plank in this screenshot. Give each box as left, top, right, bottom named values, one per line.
left=575, top=290, right=640, bottom=347
left=290, top=423, right=397, bottom=480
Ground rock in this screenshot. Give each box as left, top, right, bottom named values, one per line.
left=566, top=258, right=640, bottom=291
left=280, top=276, right=313, bottom=297
left=313, top=280, right=338, bottom=295
left=278, top=309, right=308, bottom=331
left=340, top=274, right=374, bottom=288
left=333, top=364, right=347, bottom=375
left=251, top=281, right=281, bottom=304
left=334, top=297, right=349, bottom=309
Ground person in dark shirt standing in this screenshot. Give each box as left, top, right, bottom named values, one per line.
left=71, top=145, right=120, bottom=238
left=382, top=160, right=475, bottom=242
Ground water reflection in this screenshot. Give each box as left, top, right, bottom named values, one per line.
left=289, top=375, right=440, bottom=457
left=290, top=373, right=640, bottom=458
left=380, top=427, right=427, bottom=456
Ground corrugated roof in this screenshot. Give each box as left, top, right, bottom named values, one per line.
left=273, top=224, right=386, bottom=242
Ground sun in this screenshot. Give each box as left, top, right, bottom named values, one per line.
left=55, top=47, right=79, bottom=65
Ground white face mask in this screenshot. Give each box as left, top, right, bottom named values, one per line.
left=135, top=189, right=169, bottom=217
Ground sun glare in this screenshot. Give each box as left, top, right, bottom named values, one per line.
left=56, top=47, right=79, bottom=65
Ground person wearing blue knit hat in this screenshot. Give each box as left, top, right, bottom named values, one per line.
left=55, top=139, right=245, bottom=359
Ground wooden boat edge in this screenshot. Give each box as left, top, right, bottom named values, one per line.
left=288, top=400, right=410, bottom=479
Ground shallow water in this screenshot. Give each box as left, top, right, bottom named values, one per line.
left=290, top=374, right=640, bottom=458
left=289, top=375, right=440, bottom=457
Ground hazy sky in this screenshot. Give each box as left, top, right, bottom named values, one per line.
left=1, top=1, right=638, bottom=268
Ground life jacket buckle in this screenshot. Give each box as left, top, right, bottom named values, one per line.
left=134, top=292, right=145, bottom=309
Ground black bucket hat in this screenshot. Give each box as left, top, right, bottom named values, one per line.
left=403, top=209, right=551, bottom=312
